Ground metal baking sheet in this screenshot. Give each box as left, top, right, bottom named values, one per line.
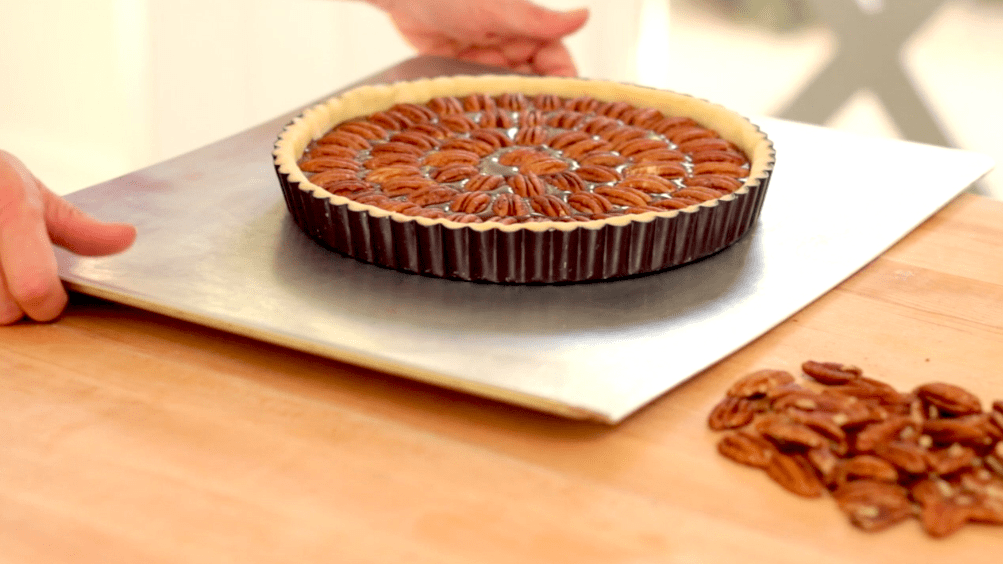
left=56, top=56, right=995, bottom=423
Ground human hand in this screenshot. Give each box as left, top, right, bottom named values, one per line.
left=370, top=0, right=589, bottom=77
left=0, top=150, right=136, bottom=324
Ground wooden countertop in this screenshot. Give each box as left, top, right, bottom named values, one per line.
left=3, top=193, right=1002, bottom=562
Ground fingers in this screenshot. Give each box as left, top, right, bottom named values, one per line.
left=382, top=0, right=588, bottom=77
left=1, top=150, right=68, bottom=322
left=0, top=150, right=136, bottom=324
left=495, top=2, right=589, bottom=41
left=529, top=41, right=578, bottom=77
left=44, top=188, right=137, bottom=256
left=0, top=263, right=26, bottom=324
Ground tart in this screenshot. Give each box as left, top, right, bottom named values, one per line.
left=273, top=75, right=775, bottom=283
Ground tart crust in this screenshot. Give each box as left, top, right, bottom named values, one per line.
left=274, top=75, right=775, bottom=283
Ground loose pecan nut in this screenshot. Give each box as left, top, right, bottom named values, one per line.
left=916, top=382, right=983, bottom=416
left=833, top=480, right=913, bottom=532
left=765, top=453, right=824, bottom=498
left=727, top=369, right=795, bottom=398
left=801, top=360, right=862, bottom=385
left=717, top=431, right=777, bottom=468
left=708, top=396, right=757, bottom=431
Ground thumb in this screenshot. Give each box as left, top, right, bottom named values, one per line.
left=43, top=187, right=137, bottom=256
left=504, top=3, right=589, bottom=41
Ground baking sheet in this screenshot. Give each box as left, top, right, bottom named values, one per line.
left=56, top=56, right=995, bottom=423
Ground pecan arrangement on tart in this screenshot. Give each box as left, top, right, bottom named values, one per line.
left=273, top=75, right=775, bottom=283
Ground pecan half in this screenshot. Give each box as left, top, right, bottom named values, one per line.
left=685, top=174, right=744, bottom=193
left=624, top=162, right=687, bottom=179
left=833, top=480, right=913, bottom=532
left=363, top=152, right=420, bottom=170
left=464, top=174, right=505, bottom=192
left=617, top=137, right=669, bottom=157
left=335, top=120, right=387, bottom=140
left=440, top=113, right=480, bottom=133
left=370, top=141, right=424, bottom=157
left=514, top=125, right=548, bottom=146
left=755, top=414, right=828, bottom=450
left=801, top=360, right=862, bottom=385
left=727, top=369, right=795, bottom=398
left=923, top=414, right=997, bottom=447
left=422, top=149, right=481, bottom=168
left=708, top=396, right=757, bottom=431
left=765, top=452, right=825, bottom=498
left=308, top=168, right=359, bottom=188
left=520, top=157, right=569, bottom=176
left=561, top=138, right=613, bottom=160
left=528, top=194, right=572, bottom=218
left=592, top=186, right=651, bottom=208
left=692, top=161, right=748, bottom=178
left=491, top=193, right=530, bottom=217
left=497, top=148, right=542, bottom=167
left=676, top=137, right=734, bottom=153
left=451, top=191, right=492, bottom=214
left=317, top=130, right=371, bottom=150
left=579, top=152, right=629, bottom=168
left=426, top=96, right=464, bottom=115
left=916, top=382, right=983, bottom=416
left=567, top=192, right=613, bottom=214
left=431, top=164, right=479, bottom=183
left=615, top=175, right=675, bottom=194
left=575, top=165, right=622, bottom=183
left=717, top=431, right=777, bottom=469
left=408, top=186, right=458, bottom=207
left=631, top=148, right=686, bottom=163
left=469, top=128, right=513, bottom=150
left=299, top=156, right=362, bottom=173
left=390, top=131, right=440, bottom=151
left=379, top=177, right=437, bottom=197
left=546, top=171, right=587, bottom=194
left=506, top=174, right=547, bottom=198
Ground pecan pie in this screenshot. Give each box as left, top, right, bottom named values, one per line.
left=273, top=75, right=775, bottom=283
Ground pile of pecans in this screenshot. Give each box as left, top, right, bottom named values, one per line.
left=708, top=361, right=1003, bottom=537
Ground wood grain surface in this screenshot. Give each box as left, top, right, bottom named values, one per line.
left=3, top=193, right=1002, bottom=562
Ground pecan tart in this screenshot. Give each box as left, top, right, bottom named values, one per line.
left=273, top=75, right=775, bottom=283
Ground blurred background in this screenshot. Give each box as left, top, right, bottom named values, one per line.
left=1, top=0, right=1000, bottom=199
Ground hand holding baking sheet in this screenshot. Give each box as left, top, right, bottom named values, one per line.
left=0, top=150, right=136, bottom=324
left=369, top=0, right=589, bottom=77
